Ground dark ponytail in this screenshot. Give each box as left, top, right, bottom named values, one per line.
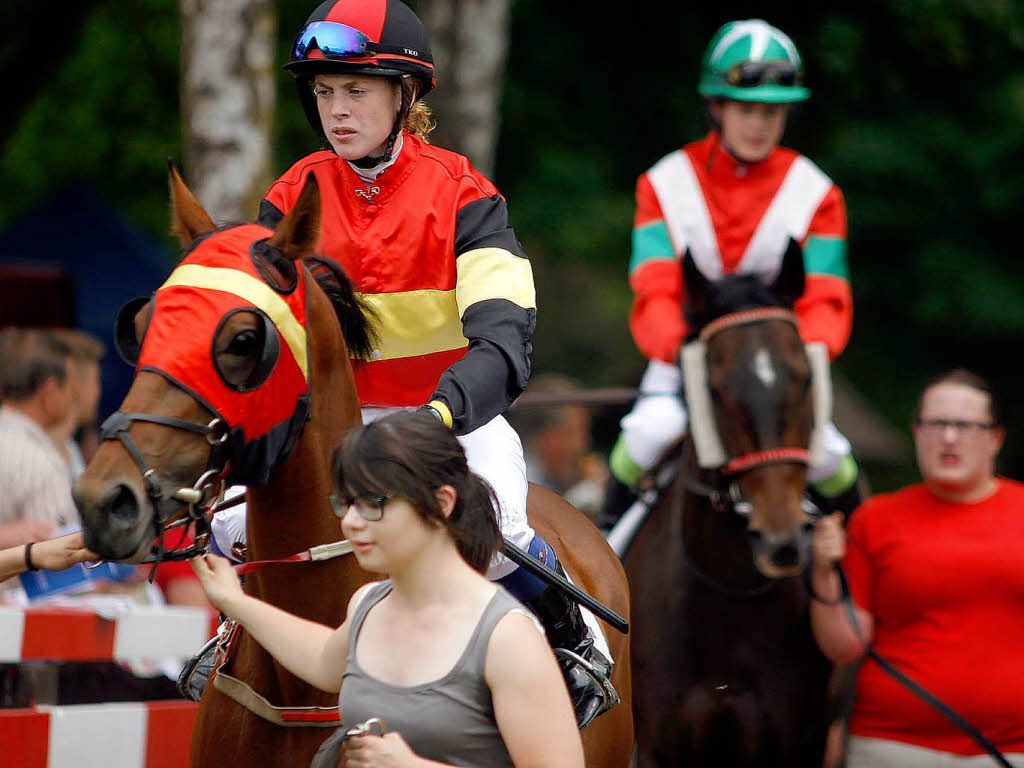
left=332, top=411, right=502, bottom=573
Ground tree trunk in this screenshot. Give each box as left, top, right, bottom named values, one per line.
left=419, top=0, right=511, bottom=177
left=179, top=0, right=275, bottom=224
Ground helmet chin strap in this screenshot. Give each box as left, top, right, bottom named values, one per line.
left=351, top=79, right=412, bottom=168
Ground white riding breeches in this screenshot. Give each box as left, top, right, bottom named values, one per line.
left=210, top=407, right=533, bottom=580
left=621, top=359, right=851, bottom=484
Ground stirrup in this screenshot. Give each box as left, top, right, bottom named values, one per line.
left=554, top=643, right=620, bottom=729
left=177, top=633, right=220, bottom=702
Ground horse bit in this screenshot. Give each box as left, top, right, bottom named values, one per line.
left=97, top=410, right=231, bottom=564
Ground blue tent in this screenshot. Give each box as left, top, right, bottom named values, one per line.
left=0, top=186, right=174, bottom=419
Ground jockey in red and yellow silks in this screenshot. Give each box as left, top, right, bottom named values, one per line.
left=604, top=19, right=861, bottom=524
left=191, top=0, right=616, bottom=730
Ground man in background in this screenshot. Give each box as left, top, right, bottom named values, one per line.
left=0, top=327, right=76, bottom=550
left=48, top=329, right=104, bottom=480
left=509, top=373, right=609, bottom=522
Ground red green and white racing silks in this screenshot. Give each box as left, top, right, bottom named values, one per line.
left=628, top=131, right=852, bottom=364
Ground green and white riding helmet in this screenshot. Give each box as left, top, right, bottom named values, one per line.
left=698, top=19, right=810, bottom=104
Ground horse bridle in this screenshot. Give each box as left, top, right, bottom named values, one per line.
left=682, top=307, right=817, bottom=517
left=98, top=410, right=230, bottom=564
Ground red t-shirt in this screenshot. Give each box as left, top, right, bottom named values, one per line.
left=844, top=479, right=1024, bottom=754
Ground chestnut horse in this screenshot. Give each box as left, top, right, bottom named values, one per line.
left=626, top=244, right=831, bottom=767
left=76, top=169, right=632, bottom=766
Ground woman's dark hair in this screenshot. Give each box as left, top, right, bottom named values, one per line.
left=332, top=411, right=502, bottom=573
left=915, top=368, right=1002, bottom=426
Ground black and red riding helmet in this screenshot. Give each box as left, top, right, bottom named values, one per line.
left=286, top=0, right=436, bottom=149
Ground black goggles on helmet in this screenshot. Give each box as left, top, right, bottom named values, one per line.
left=724, top=61, right=802, bottom=88
left=293, top=21, right=425, bottom=62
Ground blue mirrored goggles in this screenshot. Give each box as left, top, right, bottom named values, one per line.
left=294, top=21, right=376, bottom=61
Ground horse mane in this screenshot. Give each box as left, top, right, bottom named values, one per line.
left=304, top=255, right=378, bottom=361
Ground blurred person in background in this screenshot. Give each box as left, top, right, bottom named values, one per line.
left=0, top=327, right=75, bottom=549
left=48, top=329, right=104, bottom=480
left=508, top=374, right=609, bottom=522
left=811, top=369, right=1024, bottom=766
left=603, top=19, right=859, bottom=526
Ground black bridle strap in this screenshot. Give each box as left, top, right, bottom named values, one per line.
left=833, top=565, right=1012, bottom=767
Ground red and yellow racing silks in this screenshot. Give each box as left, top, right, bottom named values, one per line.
left=137, top=224, right=312, bottom=484
left=258, top=133, right=536, bottom=435
left=629, top=131, right=852, bottom=364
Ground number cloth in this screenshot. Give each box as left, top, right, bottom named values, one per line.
left=843, top=480, right=1024, bottom=755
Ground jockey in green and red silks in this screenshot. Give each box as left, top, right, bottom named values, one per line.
left=604, top=20, right=860, bottom=523
left=194, top=0, right=617, bottom=730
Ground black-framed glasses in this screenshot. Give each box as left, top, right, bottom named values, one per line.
left=724, top=61, right=802, bottom=88
left=915, top=418, right=998, bottom=436
left=329, top=492, right=392, bottom=521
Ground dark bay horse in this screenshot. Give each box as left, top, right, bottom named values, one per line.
left=76, top=168, right=633, bottom=766
left=626, top=243, right=832, bottom=767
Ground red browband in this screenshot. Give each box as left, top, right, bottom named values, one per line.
left=725, top=447, right=810, bottom=475
left=699, top=308, right=798, bottom=342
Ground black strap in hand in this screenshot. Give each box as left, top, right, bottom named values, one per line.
left=835, top=565, right=1012, bottom=767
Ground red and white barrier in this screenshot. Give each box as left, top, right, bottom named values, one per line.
left=0, top=606, right=218, bottom=662
left=0, top=701, right=198, bottom=768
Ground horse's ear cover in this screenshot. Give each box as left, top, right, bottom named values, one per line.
left=114, top=296, right=152, bottom=367
left=680, top=339, right=833, bottom=470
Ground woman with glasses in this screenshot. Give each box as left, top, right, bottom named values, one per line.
left=199, top=0, right=615, bottom=724
left=601, top=19, right=860, bottom=526
left=811, top=369, right=1024, bottom=766
left=191, top=411, right=584, bottom=768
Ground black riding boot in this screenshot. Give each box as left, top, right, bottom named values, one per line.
left=807, top=479, right=865, bottom=524
left=527, top=566, right=619, bottom=729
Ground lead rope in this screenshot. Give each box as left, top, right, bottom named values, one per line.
left=822, top=565, right=1012, bottom=767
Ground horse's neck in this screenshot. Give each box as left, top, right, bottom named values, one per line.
left=243, top=422, right=360, bottom=623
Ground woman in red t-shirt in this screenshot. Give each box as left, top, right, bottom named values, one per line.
left=811, top=369, right=1024, bottom=766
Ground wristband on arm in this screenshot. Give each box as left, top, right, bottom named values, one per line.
left=421, top=400, right=453, bottom=429
left=24, top=542, right=38, bottom=572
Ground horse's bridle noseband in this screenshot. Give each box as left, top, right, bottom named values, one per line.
left=98, top=410, right=230, bottom=563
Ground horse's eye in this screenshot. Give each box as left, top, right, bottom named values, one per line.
left=214, top=309, right=280, bottom=392
left=227, top=330, right=260, bottom=357
left=710, top=386, right=724, bottom=404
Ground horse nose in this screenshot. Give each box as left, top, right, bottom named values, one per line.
left=770, top=540, right=801, bottom=569
left=76, top=482, right=147, bottom=561
left=99, top=483, right=142, bottom=526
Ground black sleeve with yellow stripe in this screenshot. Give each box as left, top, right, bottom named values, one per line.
left=432, top=195, right=536, bottom=435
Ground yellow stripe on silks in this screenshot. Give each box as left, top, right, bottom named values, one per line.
left=357, top=289, right=469, bottom=361
left=455, top=248, right=537, bottom=316
left=160, top=264, right=308, bottom=380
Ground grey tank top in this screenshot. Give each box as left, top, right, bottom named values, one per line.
left=338, top=581, right=519, bottom=767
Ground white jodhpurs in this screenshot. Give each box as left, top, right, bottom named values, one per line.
left=620, top=359, right=851, bottom=484
left=212, top=408, right=533, bottom=580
